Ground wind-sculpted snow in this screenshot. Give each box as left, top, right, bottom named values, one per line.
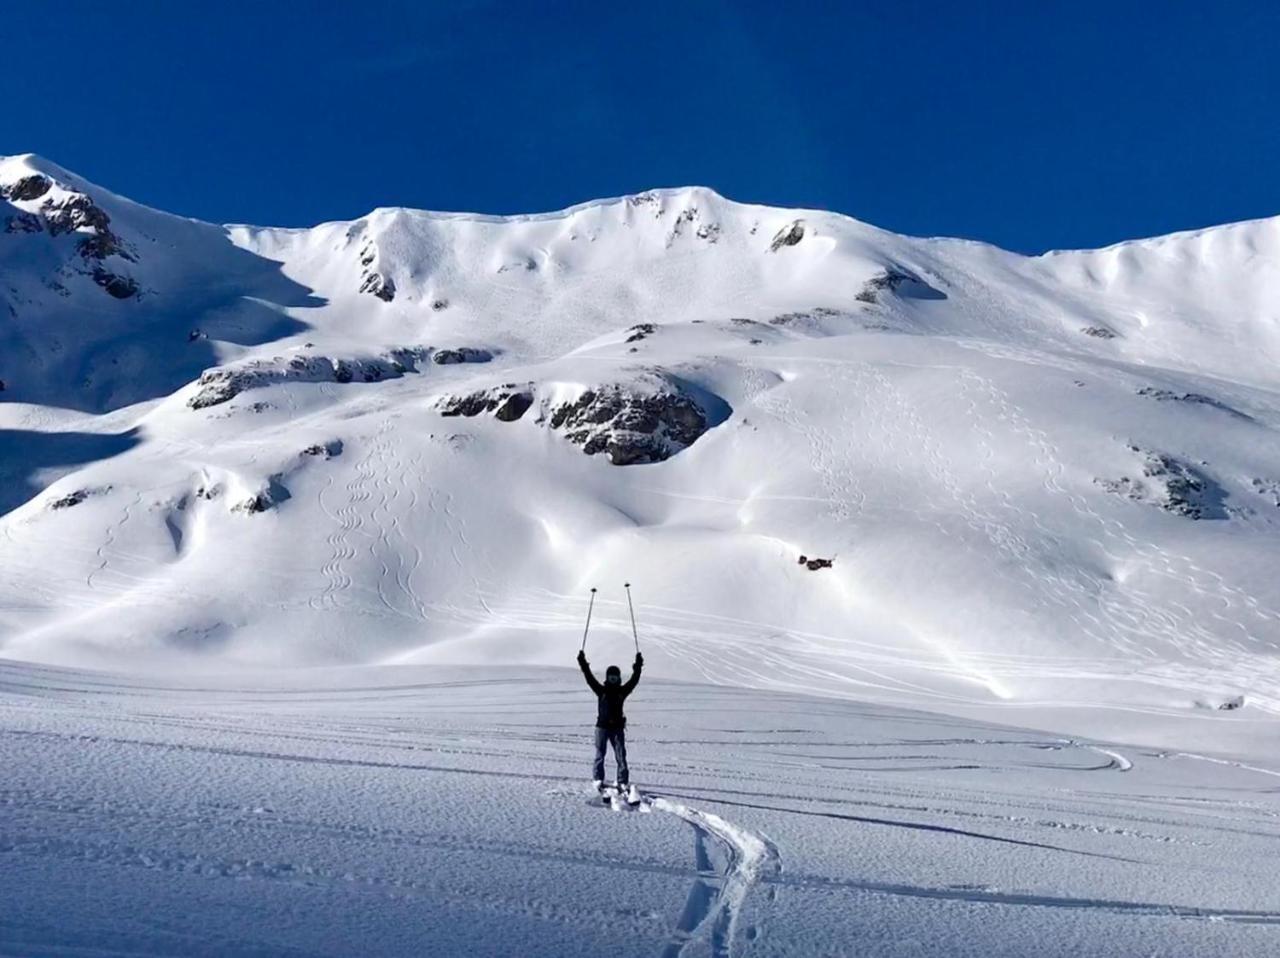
left=3, top=662, right=1279, bottom=957
left=1, top=152, right=1279, bottom=729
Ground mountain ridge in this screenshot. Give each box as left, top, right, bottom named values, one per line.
left=1, top=154, right=1278, bottom=726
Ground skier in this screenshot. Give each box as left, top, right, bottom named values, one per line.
left=577, top=648, right=643, bottom=791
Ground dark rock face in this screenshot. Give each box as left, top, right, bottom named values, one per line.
left=302, top=439, right=344, bottom=459
left=359, top=272, right=395, bottom=302
left=431, top=298, right=450, bottom=311
left=90, top=267, right=139, bottom=299
left=2, top=174, right=52, bottom=202
left=1081, top=326, right=1117, bottom=339
left=797, top=555, right=834, bottom=571
left=855, top=268, right=943, bottom=304
left=49, top=490, right=89, bottom=509
left=435, top=373, right=722, bottom=464
left=547, top=383, right=710, bottom=465
left=625, top=324, right=656, bottom=343
left=769, top=220, right=805, bottom=252
left=438, top=384, right=534, bottom=422
left=1095, top=446, right=1227, bottom=520
left=432, top=347, right=492, bottom=365
left=42, top=193, right=111, bottom=238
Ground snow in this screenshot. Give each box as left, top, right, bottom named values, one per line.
left=3, top=153, right=1280, bottom=953
left=3, top=660, right=1279, bottom=956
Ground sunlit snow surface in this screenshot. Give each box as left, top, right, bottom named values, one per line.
left=3, top=663, right=1279, bottom=957
left=3, top=153, right=1280, bottom=954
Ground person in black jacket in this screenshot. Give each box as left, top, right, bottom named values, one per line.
left=577, top=649, right=642, bottom=787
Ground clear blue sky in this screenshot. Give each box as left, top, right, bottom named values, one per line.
left=5, top=1, right=1277, bottom=252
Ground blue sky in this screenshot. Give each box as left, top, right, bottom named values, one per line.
left=4, top=1, right=1277, bottom=252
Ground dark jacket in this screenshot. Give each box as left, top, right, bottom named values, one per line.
left=578, top=654, right=642, bottom=729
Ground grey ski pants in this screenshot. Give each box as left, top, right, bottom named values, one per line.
left=593, top=727, right=628, bottom=785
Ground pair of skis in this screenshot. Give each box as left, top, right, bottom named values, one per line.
left=580, top=582, right=641, bottom=655
left=597, top=781, right=647, bottom=811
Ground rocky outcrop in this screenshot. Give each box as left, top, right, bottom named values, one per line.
left=1251, top=478, right=1280, bottom=508
left=798, top=555, right=834, bottom=571
left=301, top=440, right=344, bottom=459
left=359, top=271, right=395, bottom=302
left=1095, top=446, right=1227, bottom=520
left=357, top=236, right=395, bottom=301
left=1081, top=326, right=1117, bottom=339
left=189, top=348, right=429, bottom=409
left=432, top=347, right=492, bottom=365
left=47, top=485, right=111, bottom=510
left=769, top=220, right=805, bottom=252
left=4, top=211, right=43, bottom=234
left=232, top=475, right=291, bottom=515
left=854, top=267, right=942, bottom=304
left=1136, top=387, right=1251, bottom=421
left=438, top=384, right=534, bottom=422
left=434, top=371, right=726, bottom=465
left=1, top=174, right=52, bottom=202
left=544, top=373, right=722, bottom=465
left=3, top=178, right=139, bottom=299
left=91, top=267, right=139, bottom=299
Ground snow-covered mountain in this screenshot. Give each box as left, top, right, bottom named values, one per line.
left=3, top=151, right=1279, bottom=721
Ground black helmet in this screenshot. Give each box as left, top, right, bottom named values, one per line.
left=605, top=665, right=621, bottom=685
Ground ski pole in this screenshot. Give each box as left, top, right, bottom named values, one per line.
left=624, top=582, right=640, bottom=653
left=580, top=587, right=597, bottom=652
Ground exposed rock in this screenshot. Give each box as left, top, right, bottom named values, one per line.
left=625, top=324, right=656, bottom=343
left=1251, top=478, right=1280, bottom=507
left=696, top=223, right=721, bottom=243
left=1095, top=446, right=1227, bottom=519
left=359, top=271, right=395, bottom=302
left=432, top=347, right=492, bottom=365
left=798, top=555, right=834, bottom=571
left=547, top=377, right=714, bottom=465
left=1081, top=326, right=1117, bottom=339
left=49, top=490, right=89, bottom=509
left=1136, top=387, right=1251, bottom=421
left=90, top=268, right=139, bottom=300
left=3, top=174, right=52, bottom=202
left=431, top=298, right=450, bottom=311
left=854, top=268, right=939, bottom=304
left=42, top=193, right=111, bottom=237
left=232, top=475, right=291, bottom=515
left=494, top=392, right=534, bottom=421
left=4, top=211, right=43, bottom=234
left=1218, top=695, right=1245, bottom=711
left=435, top=372, right=725, bottom=464
left=301, top=440, right=344, bottom=459
left=188, top=348, right=429, bottom=409
left=769, top=220, right=805, bottom=252
left=438, top=383, right=534, bottom=421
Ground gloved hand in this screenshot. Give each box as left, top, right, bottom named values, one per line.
left=634, top=652, right=644, bottom=667
left=577, top=649, right=587, bottom=665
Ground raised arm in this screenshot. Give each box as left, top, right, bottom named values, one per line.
left=622, top=652, right=643, bottom=695
left=577, top=650, right=603, bottom=693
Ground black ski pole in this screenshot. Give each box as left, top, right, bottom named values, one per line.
left=624, top=582, right=640, bottom=654
left=580, top=587, right=597, bottom=652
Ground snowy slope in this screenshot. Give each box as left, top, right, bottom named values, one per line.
left=3, top=661, right=1279, bottom=957
left=3, top=152, right=1280, bottom=733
